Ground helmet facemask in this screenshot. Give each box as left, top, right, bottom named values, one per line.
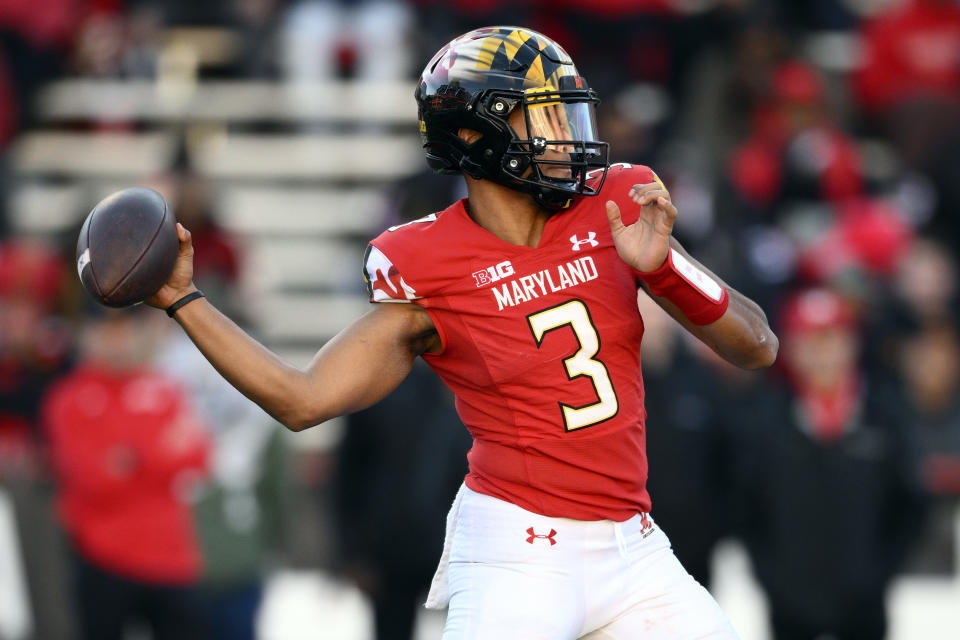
left=493, top=80, right=609, bottom=209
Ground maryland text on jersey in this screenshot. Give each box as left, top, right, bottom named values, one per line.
left=486, top=256, right=598, bottom=311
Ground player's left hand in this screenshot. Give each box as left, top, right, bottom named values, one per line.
left=605, top=183, right=677, bottom=273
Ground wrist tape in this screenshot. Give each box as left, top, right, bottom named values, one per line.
left=636, top=249, right=729, bottom=325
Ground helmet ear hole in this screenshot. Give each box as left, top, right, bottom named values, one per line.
left=457, top=128, right=483, bottom=144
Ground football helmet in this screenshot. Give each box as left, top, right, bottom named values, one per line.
left=415, top=26, right=610, bottom=209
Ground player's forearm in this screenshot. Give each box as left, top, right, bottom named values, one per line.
left=690, top=290, right=778, bottom=369
left=170, top=299, right=428, bottom=431
left=646, top=282, right=778, bottom=369
left=645, top=240, right=779, bottom=370
left=170, top=297, right=319, bottom=430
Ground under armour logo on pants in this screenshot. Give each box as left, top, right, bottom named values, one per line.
left=526, top=527, right=557, bottom=545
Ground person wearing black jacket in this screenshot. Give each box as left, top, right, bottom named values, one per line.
left=733, top=288, right=926, bottom=640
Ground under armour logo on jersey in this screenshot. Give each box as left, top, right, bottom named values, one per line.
left=570, top=232, right=598, bottom=251
left=526, top=527, right=557, bottom=545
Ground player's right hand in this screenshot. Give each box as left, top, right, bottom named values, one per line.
left=145, top=223, right=198, bottom=309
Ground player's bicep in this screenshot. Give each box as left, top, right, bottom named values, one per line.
left=296, top=302, right=438, bottom=428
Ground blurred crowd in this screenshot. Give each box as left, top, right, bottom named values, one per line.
left=1, top=1, right=959, bottom=640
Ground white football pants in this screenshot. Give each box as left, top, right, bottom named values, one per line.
left=427, top=485, right=739, bottom=640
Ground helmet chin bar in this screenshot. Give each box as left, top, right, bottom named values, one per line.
left=499, top=138, right=610, bottom=210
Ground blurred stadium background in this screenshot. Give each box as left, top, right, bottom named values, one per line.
left=1, top=0, right=959, bottom=639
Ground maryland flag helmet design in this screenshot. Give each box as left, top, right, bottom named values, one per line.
left=415, top=27, right=610, bottom=209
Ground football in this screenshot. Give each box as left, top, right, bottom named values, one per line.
left=76, top=187, right=179, bottom=308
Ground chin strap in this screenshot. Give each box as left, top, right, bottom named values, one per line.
left=533, top=190, right=573, bottom=211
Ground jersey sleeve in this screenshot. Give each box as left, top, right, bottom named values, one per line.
left=601, top=163, right=666, bottom=228
left=362, top=242, right=421, bottom=303
left=362, top=209, right=463, bottom=304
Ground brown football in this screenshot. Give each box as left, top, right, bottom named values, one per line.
left=76, top=187, right=179, bottom=308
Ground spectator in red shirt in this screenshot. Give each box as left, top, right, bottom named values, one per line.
left=729, top=59, right=863, bottom=218
left=43, top=305, right=210, bottom=640
left=0, top=240, right=71, bottom=476
left=854, top=0, right=960, bottom=116
left=0, top=239, right=75, bottom=637
left=853, top=0, right=960, bottom=172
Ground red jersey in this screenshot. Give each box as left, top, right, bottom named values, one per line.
left=43, top=365, right=209, bottom=583
left=365, top=164, right=658, bottom=521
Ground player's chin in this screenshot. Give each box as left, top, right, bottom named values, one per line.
left=542, top=166, right=573, bottom=180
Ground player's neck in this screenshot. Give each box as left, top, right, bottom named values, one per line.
left=463, top=177, right=551, bottom=248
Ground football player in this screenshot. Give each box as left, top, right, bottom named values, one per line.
left=148, top=26, right=778, bottom=639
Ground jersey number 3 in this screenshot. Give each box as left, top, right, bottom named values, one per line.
left=527, top=300, right=619, bottom=431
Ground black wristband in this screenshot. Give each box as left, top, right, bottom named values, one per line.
left=166, top=291, right=205, bottom=318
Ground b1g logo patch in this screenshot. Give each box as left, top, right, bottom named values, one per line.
left=473, top=260, right=514, bottom=287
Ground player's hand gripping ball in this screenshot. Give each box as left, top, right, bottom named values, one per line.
left=76, top=187, right=179, bottom=307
